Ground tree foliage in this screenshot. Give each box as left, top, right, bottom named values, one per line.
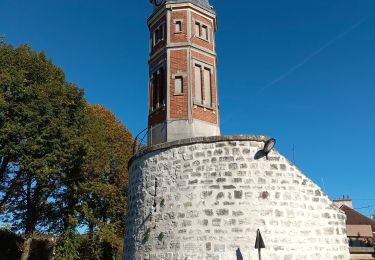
left=0, top=43, right=86, bottom=233
left=55, top=229, right=80, bottom=260
left=0, top=43, right=86, bottom=258
left=79, top=105, right=133, bottom=258
left=0, top=43, right=133, bottom=259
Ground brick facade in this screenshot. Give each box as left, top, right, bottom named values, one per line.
left=170, top=49, right=189, bottom=119
left=191, top=12, right=215, bottom=51
left=170, top=10, right=188, bottom=43
left=150, top=16, right=167, bottom=57
left=147, top=2, right=220, bottom=144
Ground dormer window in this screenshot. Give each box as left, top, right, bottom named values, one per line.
left=153, top=23, right=165, bottom=46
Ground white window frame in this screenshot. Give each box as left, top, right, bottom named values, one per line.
left=194, top=20, right=210, bottom=42
left=174, top=75, right=184, bottom=95
left=193, top=60, right=214, bottom=108
left=201, top=25, right=208, bottom=41
left=194, top=64, right=202, bottom=103
left=203, top=67, right=212, bottom=106
left=174, top=19, right=183, bottom=34
left=153, top=22, right=165, bottom=46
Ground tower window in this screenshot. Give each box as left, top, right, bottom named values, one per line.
left=194, top=63, right=213, bottom=107
left=202, top=25, right=208, bottom=40
left=203, top=68, right=211, bottom=106
left=151, top=67, right=166, bottom=111
left=175, top=20, right=182, bottom=33
left=194, top=65, right=202, bottom=103
left=153, top=23, right=165, bottom=46
left=174, top=76, right=183, bottom=95
left=195, top=22, right=200, bottom=37
left=194, top=21, right=209, bottom=41
left=153, top=29, right=159, bottom=45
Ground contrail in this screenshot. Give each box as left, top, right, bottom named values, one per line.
left=221, top=16, right=370, bottom=125
left=259, top=16, right=370, bottom=92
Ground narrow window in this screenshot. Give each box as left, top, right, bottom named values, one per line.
left=194, top=65, right=202, bottom=103
left=195, top=22, right=200, bottom=37
left=203, top=68, right=211, bottom=106
left=175, top=21, right=182, bottom=33
left=154, top=28, right=160, bottom=45
left=151, top=68, right=166, bottom=110
left=153, top=24, right=165, bottom=46
left=153, top=30, right=157, bottom=46
left=175, top=76, right=183, bottom=95
left=158, top=68, right=165, bottom=107
left=202, top=25, right=208, bottom=40
left=152, top=72, right=158, bottom=110
left=160, top=24, right=164, bottom=41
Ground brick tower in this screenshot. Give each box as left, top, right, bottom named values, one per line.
left=148, top=0, right=220, bottom=145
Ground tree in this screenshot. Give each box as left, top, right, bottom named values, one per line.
left=79, top=105, right=133, bottom=259
left=55, top=228, right=81, bottom=260
left=0, top=43, right=86, bottom=260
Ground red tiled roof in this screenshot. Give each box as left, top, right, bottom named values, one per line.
left=340, top=205, right=375, bottom=232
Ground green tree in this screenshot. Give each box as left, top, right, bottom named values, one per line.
left=79, top=105, right=133, bottom=259
left=55, top=228, right=81, bottom=260
left=0, top=43, right=86, bottom=260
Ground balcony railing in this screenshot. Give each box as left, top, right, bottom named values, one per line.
left=349, top=247, right=375, bottom=254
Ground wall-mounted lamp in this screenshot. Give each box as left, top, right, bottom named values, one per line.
left=263, top=138, right=276, bottom=158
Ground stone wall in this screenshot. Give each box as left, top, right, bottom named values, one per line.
left=123, top=136, right=350, bottom=260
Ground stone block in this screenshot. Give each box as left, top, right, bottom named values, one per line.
left=234, top=190, right=243, bottom=199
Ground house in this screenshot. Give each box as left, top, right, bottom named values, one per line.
left=334, top=198, right=375, bottom=260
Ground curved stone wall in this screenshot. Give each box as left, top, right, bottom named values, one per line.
left=124, top=136, right=349, bottom=260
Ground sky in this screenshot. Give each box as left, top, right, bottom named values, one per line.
left=0, top=0, right=374, bottom=217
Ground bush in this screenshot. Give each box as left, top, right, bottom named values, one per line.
left=0, top=229, right=53, bottom=260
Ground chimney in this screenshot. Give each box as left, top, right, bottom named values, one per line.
left=333, top=197, right=353, bottom=209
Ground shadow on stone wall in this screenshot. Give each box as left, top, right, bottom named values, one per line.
left=236, top=248, right=243, bottom=260
left=254, top=150, right=267, bottom=160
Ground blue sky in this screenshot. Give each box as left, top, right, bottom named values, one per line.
left=1, top=0, right=374, bottom=216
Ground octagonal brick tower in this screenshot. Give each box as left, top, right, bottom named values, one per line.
left=147, top=0, right=220, bottom=146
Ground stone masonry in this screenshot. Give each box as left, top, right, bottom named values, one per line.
left=123, top=136, right=350, bottom=260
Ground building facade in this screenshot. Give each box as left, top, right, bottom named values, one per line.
left=123, top=1, right=351, bottom=259
left=147, top=0, right=220, bottom=146
left=334, top=199, right=375, bottom=260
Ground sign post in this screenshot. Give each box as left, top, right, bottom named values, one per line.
left=254, top=229, right=265, bottom=260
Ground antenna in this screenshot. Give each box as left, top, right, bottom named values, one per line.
left=366, top=200, right=372, bottom=218
left=292, top=144, right=295, bottom=164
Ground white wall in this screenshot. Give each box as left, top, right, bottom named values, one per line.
left=124, top=136, right=350, bottom=260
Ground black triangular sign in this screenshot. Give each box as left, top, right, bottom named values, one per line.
left=255, top=229, right=265, bottom=249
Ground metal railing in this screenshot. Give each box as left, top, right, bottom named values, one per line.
left=132, top=127, right=149, bottom=155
